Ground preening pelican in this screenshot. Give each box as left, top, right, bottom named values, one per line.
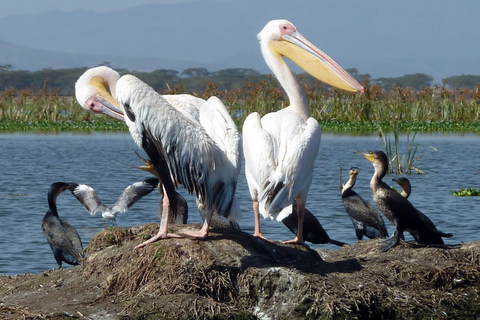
left=356, top=150, right=453, bottom=251
left=243, top=19, right=363, bottom=244
left=41, top=182, right=83, bottom=268
left=70, top=178, right=160, bottom=225
left=75, top=66, right=241, bottom=247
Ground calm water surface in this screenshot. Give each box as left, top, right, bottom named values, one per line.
left=1, top=133, right=479, bottom=275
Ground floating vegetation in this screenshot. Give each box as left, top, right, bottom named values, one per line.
left=451, top=187, right=480, bottom=196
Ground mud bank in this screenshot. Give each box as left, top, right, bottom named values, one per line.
left=1, top=223, right=479, bottom=319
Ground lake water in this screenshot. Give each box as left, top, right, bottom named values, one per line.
left=1, top=132, right=479, bottom=275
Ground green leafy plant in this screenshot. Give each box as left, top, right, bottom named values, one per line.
left=154, top=244, right=164, bottom=261
left=451, top=187, right=480, bottom=196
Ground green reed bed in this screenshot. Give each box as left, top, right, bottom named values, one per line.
left=0, top=119, right=126, bottom=132
left=0, top=86, right=127, bottom=132
left=1, top=78, right=480, bottom=133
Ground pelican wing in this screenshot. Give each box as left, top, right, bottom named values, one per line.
left=70, top=184, right=107, bottom=215
left=117, top=75, right=237, bottom=218
left=111, top=178, right=159, bottom=213
left=163, top=94, right=241, bottom=173
left=201, top=96, right=241, bottom=171
left=253, top=113, right=321, bottom=220
left=243, top=112, right=277, bottom=203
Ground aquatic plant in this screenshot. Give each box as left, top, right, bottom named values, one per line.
left=378, top=122, right=427, bottom=174
left=451, top=187, right=480, bottom=196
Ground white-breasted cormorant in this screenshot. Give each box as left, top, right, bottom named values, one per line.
left=356, top=150, right=452, bottom=251
left=392, top=177, right=411, bottom=198
left=341, top=167, right=389, bottom=240
left=392, top=176, right=451, bottom=245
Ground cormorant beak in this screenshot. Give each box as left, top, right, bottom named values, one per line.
left=270, top=32, right=364, bottom=92
left=355, top=151, right=374, bottom=163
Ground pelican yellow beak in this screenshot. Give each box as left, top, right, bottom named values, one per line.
left=269, top=32, right=364, bottom=92
left=90, top=76, right=125, bottom=121
left=355, top=151, right=374, bottom=163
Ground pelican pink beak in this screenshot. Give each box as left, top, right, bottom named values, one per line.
left=87, top=76, right=125, bottom=121
left=269, top=28, right=364, bottom=93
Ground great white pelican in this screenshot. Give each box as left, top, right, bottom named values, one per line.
left=243, top=19, right=364, bottom=244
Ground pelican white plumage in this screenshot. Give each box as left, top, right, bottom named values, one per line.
left=75, top=66, right=241, bottom=247
left=243, top=19, right=364, bottom=244
left=70, top=178, right=159, bottom=225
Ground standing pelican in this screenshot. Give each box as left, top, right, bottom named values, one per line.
left=243, top=19, right=363, bottom=244
left=356, top=150, right=452, bottom=251
left=70, top=178, right=160, bottom=225
left=42, top=182, right=84, bottom=268
left=75, top=66, right=241, bottom=247
left=341, top=167, right=388, bottom=240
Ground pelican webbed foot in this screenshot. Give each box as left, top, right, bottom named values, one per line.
left=281, top=237, right=305, bottom=245
left=135, top=230, right=182, bottom=249
left=179, top=229, right=209, bottom=240
left=253, top=232, right=275, bottom=243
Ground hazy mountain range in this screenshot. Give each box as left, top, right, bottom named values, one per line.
left=0, top=1, right=479, bottom=81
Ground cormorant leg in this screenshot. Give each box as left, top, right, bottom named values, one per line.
left=253, top=200, right=271, bottom=241
left=282, top=198, right=305, bottom=245
left=135, top=186, right=181, bottom=249
left=381, top=229, right=402, bottom=252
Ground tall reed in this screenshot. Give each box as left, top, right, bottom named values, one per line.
left=2, top=77, right=480, bottom=133
left=378, top=122, right=425, bottom=174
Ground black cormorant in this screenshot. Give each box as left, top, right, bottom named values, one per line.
left=392, top=177, right=411, bottom=198
left=41, top=182, right=84, bottom=268
left=281, top=201, right=346, bottom=246
left=356, top=150, right=452, bottom=251
left=392, top=176, right=451, bottom=245
left=341, top=167, right=389, bottom=240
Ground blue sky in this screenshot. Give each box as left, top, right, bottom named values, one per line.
left=0, top=0, right=195, bottom=17
left=0, top=0, right=479, bottom=81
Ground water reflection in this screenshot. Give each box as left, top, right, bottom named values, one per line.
left=1, top=133, right=479, bottom=275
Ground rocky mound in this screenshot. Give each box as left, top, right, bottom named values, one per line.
left=1, top=223, right=479, bottom=319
